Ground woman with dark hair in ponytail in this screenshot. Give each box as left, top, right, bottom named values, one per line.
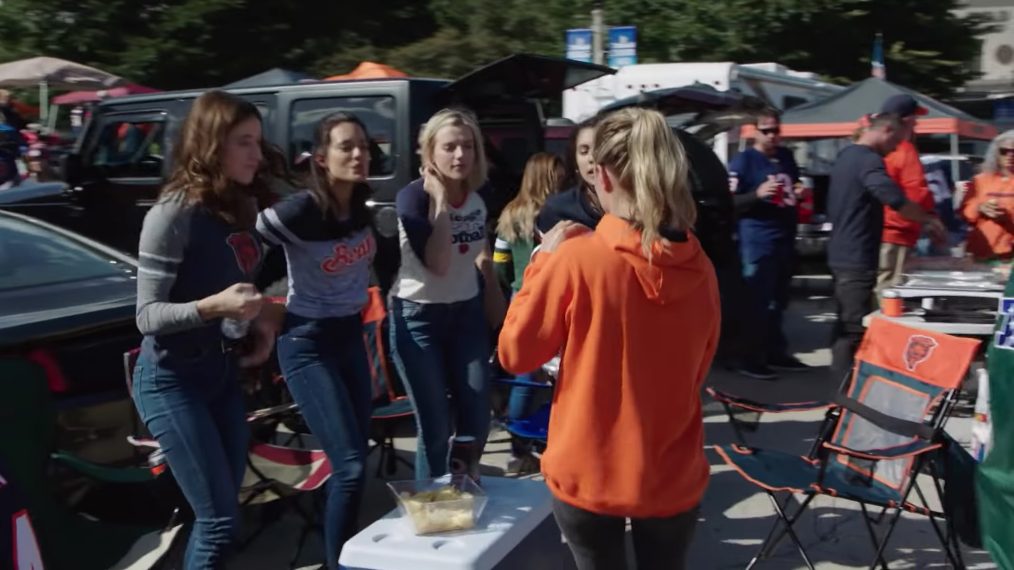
left=255, top=112, right=376, bottom=568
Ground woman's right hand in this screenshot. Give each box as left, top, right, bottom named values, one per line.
left=422, top=165, right=448, bottom=209
left=198, top=283, right=263, bottom=321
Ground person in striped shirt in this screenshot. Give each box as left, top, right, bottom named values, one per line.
left=133, top=91, right=282, bottom=569
left=255, top=112, right=376, bottom=568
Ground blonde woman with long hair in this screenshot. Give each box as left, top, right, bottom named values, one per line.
left=493, top=152, right=563, bottom=471
left=388, top=107, right=506, bottom=479
left=498, top=108, right=720, bottom=570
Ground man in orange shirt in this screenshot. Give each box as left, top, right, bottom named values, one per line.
left=878, top=94, right=936, bottom=293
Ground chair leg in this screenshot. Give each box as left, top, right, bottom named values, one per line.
left=929, top=466, right=966, bottom=570
left=748, top=492, right=815, bottom=570
left=868, top=507, right=905, bottom=570
left=766, top=492, right=815, bottom=570
left=858, top=502, right=890, bottom=570
left=759, top=493, right=816, bottom=560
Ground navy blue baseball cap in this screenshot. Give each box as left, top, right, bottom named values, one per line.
left=880, top=94, right=928, bottom=118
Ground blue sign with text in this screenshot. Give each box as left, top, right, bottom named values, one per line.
left=565, top=29, right=593, bottom=63
left=608, top=26, right=637, bottom=67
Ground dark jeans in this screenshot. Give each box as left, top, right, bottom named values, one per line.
left=277, top=313, right=373, bottom=569
left=741, top=238, right=795, bottom=360
left=133, top=340, right=249, bottom=570
left=389, top=295, right=491, bottom=479
left=552, top=497, right=698, bottom=570
left=830, top=269, right=878, bottom=382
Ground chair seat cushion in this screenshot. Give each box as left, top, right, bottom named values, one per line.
left=714, top=444, right=910, bottom=508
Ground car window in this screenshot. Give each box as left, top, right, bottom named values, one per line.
left=0, top=217, right=128, bottom=291
left=88, top=118, right=166, bottom=178
left=288, top=96, right=396, bottom=176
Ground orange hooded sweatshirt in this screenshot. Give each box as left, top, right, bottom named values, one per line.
left=498, top=214, right=720, bottom=518
left=960, top=172, right=1014, bottom=260
left=882, top=140, right=934, bottom=247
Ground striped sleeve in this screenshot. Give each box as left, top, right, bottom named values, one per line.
left=135, top=200, right=204, bottom=335
left=493, top=236, right=514, bottom=293
left=255, top=192, right=307, bottom=246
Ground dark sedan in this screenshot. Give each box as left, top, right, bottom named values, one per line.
left=0, top=210, right=139, bottom=405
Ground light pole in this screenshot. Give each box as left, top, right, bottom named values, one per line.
left=592, top=3, right=605, bottom=65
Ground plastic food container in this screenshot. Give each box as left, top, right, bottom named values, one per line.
left=387, top=474, right=488, bottom=535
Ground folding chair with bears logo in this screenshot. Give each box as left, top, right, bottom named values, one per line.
left=714, top=318, right=980, bottom=569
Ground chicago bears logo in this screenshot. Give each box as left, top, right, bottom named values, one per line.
left=903, top=335, right=938, bottom=372
left=226, top=232, right=261, bottom=275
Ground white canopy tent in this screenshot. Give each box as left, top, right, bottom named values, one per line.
left=0, top=57, right=125, bottom=125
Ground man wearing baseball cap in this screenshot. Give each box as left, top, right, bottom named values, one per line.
left=877, top=94, right=936, bottom=293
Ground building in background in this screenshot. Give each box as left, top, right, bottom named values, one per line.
left=952, top=0, right=1014, bottom=130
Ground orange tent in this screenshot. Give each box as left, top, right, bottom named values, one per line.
left=324, top=61, right=408, bottom=81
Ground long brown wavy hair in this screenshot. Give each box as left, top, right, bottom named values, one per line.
left=161, top=90, right=282, bottom=228
left=497, top=152, right=563, bottom=243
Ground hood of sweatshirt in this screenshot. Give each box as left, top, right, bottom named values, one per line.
left=595, top=214, right=712, bottom=305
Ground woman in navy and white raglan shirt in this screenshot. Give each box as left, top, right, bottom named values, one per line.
left=256, top=113, right=376, bottom=568
left=389, top=107, right=506, bottom=479
left=134, top=91, right=281, bottom=569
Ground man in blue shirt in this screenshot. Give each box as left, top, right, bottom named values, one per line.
left=729, top=111, right=809, bottom=377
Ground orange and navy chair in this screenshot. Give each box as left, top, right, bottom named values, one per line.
left=714, top=317, right=980, bottom=569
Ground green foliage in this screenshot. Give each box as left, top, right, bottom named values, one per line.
left=0, top=0, right=994, bottom=98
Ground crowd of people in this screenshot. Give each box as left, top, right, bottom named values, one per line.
left=127, top=83, right=1014, bottom=570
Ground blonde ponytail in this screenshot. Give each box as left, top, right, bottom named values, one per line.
left=593, top=108, right=695, bottom=258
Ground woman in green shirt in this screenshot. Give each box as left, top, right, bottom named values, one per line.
left=494, top=152, right=564, bottom=470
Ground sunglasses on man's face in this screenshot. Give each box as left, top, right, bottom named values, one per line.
left=758, top=127, right=781, bottom=136
left=1000, top=147, right=1014, bottom=157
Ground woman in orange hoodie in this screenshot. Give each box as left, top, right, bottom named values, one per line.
left=961, top=129, right=1014, bottom=261
left=498, top=108, right=720, bottom=570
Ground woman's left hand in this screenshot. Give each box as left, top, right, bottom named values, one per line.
left=238, top=304, right=284, bottom=367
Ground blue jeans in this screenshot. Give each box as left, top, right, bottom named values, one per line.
left=133, top=339, right=249, bottom=570
left=506, top=291, right=536, bottom=423
left=741, top=238, right=794, bottom=360
left=389, top=295, right=491, bottom=479
left=277, top=313, right=372, bottom=570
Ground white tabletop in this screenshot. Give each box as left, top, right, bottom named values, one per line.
left=339, top=477, right=553, bottom=570
left=863, top=310, right=995, bottom=337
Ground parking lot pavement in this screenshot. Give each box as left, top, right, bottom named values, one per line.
left=221, top=291, right=995, bottom=570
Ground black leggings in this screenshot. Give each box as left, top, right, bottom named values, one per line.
left=552, top=497, right=698, bottom=570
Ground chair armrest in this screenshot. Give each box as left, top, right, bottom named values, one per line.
left=822, top=439, right=943, bottom=461
left=51, top=451, right=158, bottom=484
left=706, top=387, right=828, bottom=414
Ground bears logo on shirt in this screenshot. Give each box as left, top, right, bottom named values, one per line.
left=226, top=232, right=261, bottom=275
left=321, top=233, right=375, bottom=273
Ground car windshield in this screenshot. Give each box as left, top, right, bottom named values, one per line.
left=0, top=217, right=130, bottom=292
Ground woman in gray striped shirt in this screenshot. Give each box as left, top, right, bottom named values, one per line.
left=133, top=91, right=282, bottom=569
left=255, top=112, right=376, bottom=568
